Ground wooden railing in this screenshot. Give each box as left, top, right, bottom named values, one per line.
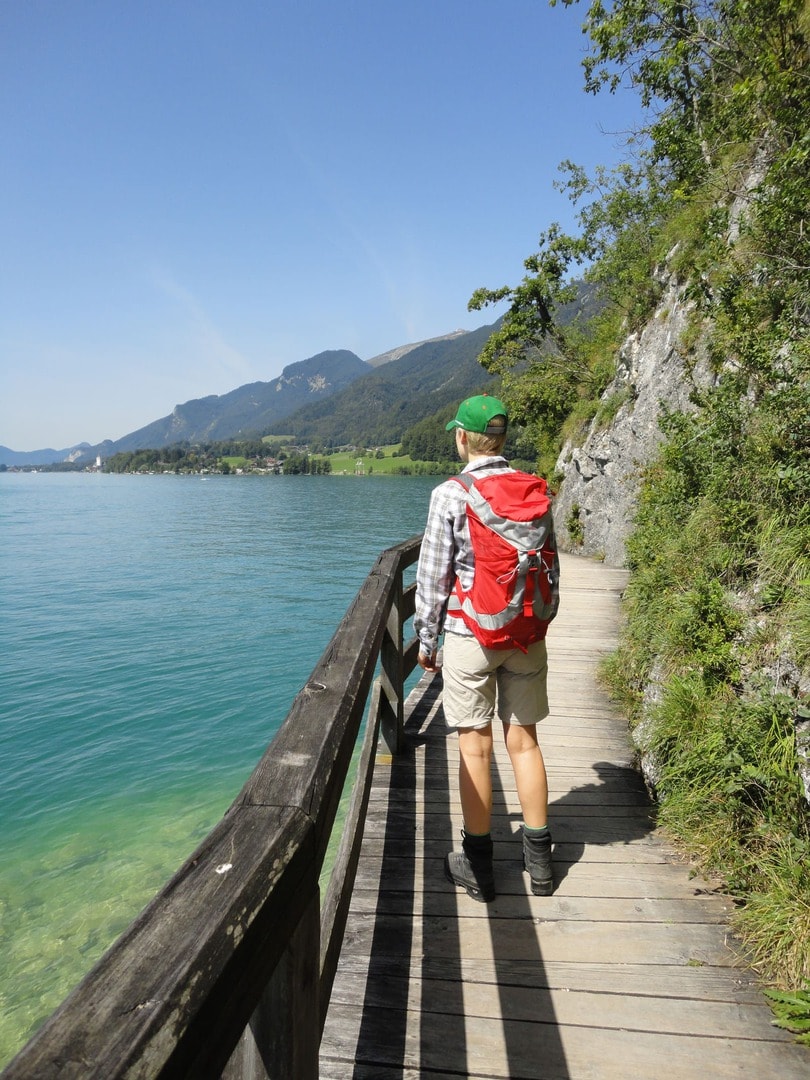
left=4, top=536, right=423, bottom=1080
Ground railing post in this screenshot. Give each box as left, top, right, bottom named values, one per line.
left=379, top=564, right=404, bottom=757
left=223, top=881, right=320, bottom=1080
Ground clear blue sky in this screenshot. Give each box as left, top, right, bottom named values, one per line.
left=1, top=0, right=641, bottom=451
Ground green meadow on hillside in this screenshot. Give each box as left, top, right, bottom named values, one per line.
left=316, top=447, right=455, bottom=476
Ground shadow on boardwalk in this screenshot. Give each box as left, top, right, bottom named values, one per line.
left=326, top=685, right=661, bottom=1079
left=549, top=759, right=656, bottom=891
left=320, top=554, right=809, bottom=1079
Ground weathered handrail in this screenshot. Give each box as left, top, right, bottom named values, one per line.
left=3, top=535, right=423, bottom=1080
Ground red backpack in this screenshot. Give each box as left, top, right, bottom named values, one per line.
left=449, top=470, right=559, bottom=651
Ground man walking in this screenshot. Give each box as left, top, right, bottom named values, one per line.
left=414, top=394, right=560, bottom=901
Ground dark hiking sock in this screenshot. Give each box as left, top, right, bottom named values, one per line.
left=464, top=830, right=492, bottom=843
left=523, top=824, right=549, bottom=838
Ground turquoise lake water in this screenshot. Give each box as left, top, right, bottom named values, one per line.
left=0, top=470, right=437, bottom=1065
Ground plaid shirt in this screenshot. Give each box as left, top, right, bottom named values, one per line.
left=414, top=456, right=514, bottom=656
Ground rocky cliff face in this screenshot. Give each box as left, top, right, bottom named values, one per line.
left=553, top=262, right=715, bottom=567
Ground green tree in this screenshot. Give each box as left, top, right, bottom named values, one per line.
left=401, top=414, right=457, bottom=462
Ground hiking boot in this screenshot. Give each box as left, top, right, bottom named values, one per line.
left=444, top=830, right=495, bottom=903
left=523, top=828, right=554, bottom=896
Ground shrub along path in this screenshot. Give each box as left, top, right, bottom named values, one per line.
left=319, top=553, right=808, bottom=1078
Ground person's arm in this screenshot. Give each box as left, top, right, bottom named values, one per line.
left=414, top=485, right=456, bottom=671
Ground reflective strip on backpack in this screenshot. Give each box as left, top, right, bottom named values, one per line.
left=454, top=590, right=556, bottom=631
left=450, top=555, right=557, bottom=630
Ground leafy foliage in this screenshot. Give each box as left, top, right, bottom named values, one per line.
left=399, top=410, right=458, bottom=463
left=764, top=984, right=810, bottom=1044
left=106, top=439, right=291, bottom=474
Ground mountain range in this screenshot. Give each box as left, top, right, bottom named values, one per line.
left=1, top=325, right=500, bottom=467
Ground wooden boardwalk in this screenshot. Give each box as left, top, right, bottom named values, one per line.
left=319, top=553, right=808, bottom=1079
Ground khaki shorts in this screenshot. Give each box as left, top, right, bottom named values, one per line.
left=441, top=632, right=549, bottom=731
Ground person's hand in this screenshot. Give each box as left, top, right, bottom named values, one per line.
left=418, top=650, right=441, bottom=673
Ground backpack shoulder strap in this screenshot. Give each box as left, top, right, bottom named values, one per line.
left=452, top=472, right=476, bottom=493
left=452, top=463, right=513, bottom=494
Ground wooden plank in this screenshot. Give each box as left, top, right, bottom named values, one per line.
left=318, top=676, right=382, bottom=1028
left=322, top=1001, right=810, bottom=1080
left=351, top=846, right=713, bottom=882
left=375, top=757, right=649, bottom=786
left=351, top=857, right=724, bottom=899
left=360, top=807, right=658, bottom=845
left=370, top=786, right=652, bottom=807
left=338, top=910, right=738, bottom=966
left=328, top=969, right=785, bottom=1042
left=329, top=953, right=770, bottom=1003
left=355, top=835, right=693, bottom=864
left=349, top=889, right=733, bottom=923
left=320, top=1066, right=458, bottom=1080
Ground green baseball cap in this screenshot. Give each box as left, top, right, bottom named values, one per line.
left=446, top=394, right=508, bottom=434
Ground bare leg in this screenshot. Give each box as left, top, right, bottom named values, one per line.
left=447, top=724, right=496, bottom=902
left=503, top=721, right=548, bottom=829
left=457, top=724, right=493, bottom=834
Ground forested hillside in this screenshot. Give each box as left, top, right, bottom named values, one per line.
left=264, top=321, right=502, bottom=447
left=266, top=287, right=600, bottom=450
left=109, top=350, right=370, bottom=453
left=472, top=0, right=809, bottom=1008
